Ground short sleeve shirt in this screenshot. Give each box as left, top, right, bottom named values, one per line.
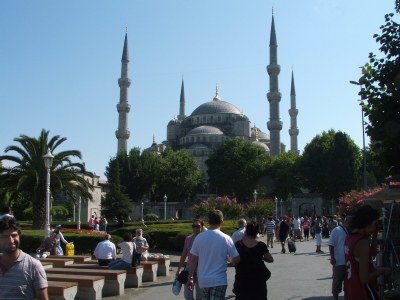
left=0, top=251, right=48, bottom=299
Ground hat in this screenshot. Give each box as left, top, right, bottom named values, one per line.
left=56, top=224, right=62, bottom=228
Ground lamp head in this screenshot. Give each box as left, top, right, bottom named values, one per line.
left=43, top=148, right=54, bottom=169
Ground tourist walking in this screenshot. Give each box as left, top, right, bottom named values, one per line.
left=328, top=215, right=351, bottom=300
left=187, top=210, right=240, bottom=300
left=279, top=216, right=290, bottom=253
left=265, top=216, right=275, bottom=248
left=0, top=216, right=48, bottom=299
left=314, top=216, right=324, bottom=253
left=231, top=218, right=247, bottom=244
left=345, top=205, right=391, bottom=300
left=176, top=219, right=205, bottom=300
left=233, top=222, right=274, bottom=300
left=302, top=216, right=311, bottom=241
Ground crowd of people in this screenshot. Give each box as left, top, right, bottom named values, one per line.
left=0, top=204, right=393, bottom=300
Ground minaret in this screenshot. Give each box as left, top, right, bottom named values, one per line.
left=289, top=70, right=299, bottom=155
left=178, top=76, right=185, bottom=121
left=266, top=10, right=282, bottom=156
left=115, top=32, right=131, bottom=154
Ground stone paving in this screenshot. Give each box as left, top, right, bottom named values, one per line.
left=104, top=236, right=345, bottom=300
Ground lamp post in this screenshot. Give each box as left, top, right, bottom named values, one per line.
left=77, top=194, right=81, bottom=230
left=350, top=80, right=367, bottom=190
left=43, top=148, right=54, bottom=238
left=163, top=194, right=167, bottom=220
left=280, top=199, right=283, bottom=217
left=274, top=197, right=278, bottom=219
left=141, top=201, right=144, bottom=222
left=253, top=190, right=258, bottom=203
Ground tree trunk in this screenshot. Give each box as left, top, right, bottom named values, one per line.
left=32, top=194, right=46, bottom=229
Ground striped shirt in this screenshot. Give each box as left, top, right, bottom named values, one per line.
left=0, top=251, right=48, bottom=300
left=266, top=220, right=275, bottom=235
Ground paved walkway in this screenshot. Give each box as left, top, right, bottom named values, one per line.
left=105, top=236, right=344, bottom=300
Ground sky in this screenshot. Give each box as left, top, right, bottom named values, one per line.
left=1, top=1, right=397, bottom=180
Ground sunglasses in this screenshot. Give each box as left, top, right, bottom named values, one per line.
left=192, top=224, right=201, bottom=228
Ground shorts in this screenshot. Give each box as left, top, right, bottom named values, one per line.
left=201, top=285, right=227, bottom=300
left=332, top=265, right=346, bottom=295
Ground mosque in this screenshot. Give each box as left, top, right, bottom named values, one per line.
left=115, top=13, right=300, bottom=177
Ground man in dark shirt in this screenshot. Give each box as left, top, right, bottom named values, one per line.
left=279, top=216, right=290, bottom=253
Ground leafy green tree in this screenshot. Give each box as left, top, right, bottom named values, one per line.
left=102, top=157, right=132, bottom=219
left=105, top=148, right=161, bottom=202
left=157, top=148, right=202, bottom=202
left=298, top=130, right=361, bottom=199
left=0, top=129, right=93, bottom=229
left=357, top=7, right=400, bottom=177
left=263, top=152, right=301, bottom=200
left=206, top=139, right=270, bottom=200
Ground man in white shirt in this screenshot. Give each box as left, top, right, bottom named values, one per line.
left=94, top=233, right=117, bottom=266
left=188, top=210, right=240, bottom=300
left=231, top=218, right=247, bottom=244
left=328, top=215, right=352, bottom=300
left=292, top=216, right=302, bottom=241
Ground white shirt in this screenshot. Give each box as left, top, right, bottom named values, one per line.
left=94, top=240, right=117, bottom=260
left=231, top=227, right=246, bottom=243
left=118, top=241, right=135, bottom=264
left=328, top=225, right=348, bottom=265
left=190, top=228, right=239, bottom=288
left=293, top=218, right=301, bottom=230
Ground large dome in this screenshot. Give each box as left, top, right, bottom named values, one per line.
left=187, top=126, right=224, bottom=135
left=191, top=100, right=242, bottom=116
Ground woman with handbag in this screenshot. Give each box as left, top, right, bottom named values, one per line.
left=176, top=219, right=205, bottom=300
left=108, top=232, right=136, bottom=270
left=234, top=222, right=274, bottom=300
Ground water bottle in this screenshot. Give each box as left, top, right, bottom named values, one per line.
left=172, top=279, right=182, bottom=295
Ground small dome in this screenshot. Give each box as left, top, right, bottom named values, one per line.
left=191, top=101, right=242, bottom=116
left=251, top=127, right=270, bottom=141
left=168, top=119, right=180, bottom=126
left=252, top=140, right=270, bottom=152
left=187, top=126, right=224, bottom=136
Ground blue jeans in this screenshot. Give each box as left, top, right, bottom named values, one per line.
left=108, top=259, right=131, bottom=270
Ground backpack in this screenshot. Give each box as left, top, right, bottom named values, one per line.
left=131, top=246, right=142, bottom=267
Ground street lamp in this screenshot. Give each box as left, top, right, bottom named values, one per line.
left=163, top=194, right=167, bottom=220
left=350, top=80, right=367, bottom=190
left=43, top=148, right=54, bottom=238
left=274, top=197, right=278, bottom=219
left=77, top=193, right=82, bottom=230
left=253, top=190, right=258, bottom=203
left=141, top=201, right=144, bottom=222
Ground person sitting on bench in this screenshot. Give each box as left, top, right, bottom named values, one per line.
left=94, top=233, right=117, bottom=266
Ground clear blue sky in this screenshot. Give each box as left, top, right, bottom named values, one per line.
left=1, top=1, right=396, bottom=179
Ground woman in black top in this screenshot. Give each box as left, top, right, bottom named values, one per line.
left=234, top=222, right=274, bottom=300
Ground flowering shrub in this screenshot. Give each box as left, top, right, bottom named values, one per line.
left=191, top=196, right=244, bottom=219
left=246, top=199, right=275, bottom=219
left=337, top=187, right=382, bottom=215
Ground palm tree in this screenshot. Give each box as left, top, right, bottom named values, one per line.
left=0, top=129, right=93, bottom=229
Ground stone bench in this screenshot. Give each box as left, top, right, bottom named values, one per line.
left=39, top=258, right=74, bottom=267
left=47, top=281, right=78, bottom=300
left=47, top=267, right=126, bottom=297
left=46, top=273, right=104, bottom=300
left=48, top=255, right=91, bottom=263
left=140, top=261, right=158, bottom=282
left=126, top=265, right=144, bottom=288
left=40, top=261, right=53, bottom=269
left=65, top=263, right=144, bottom=288
left=148, top=256, right=171, bottom=276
